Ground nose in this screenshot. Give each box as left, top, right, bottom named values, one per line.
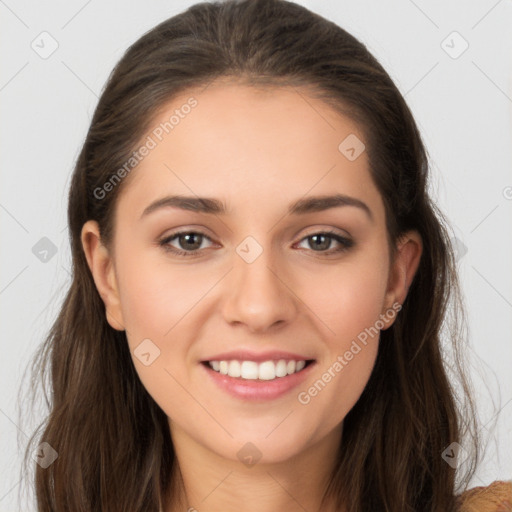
left=221, top=244, right=298, bottom=333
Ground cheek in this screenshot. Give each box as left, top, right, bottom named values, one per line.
left=296, top=253, right=387, bottom=417
left=114, top=248, right=222, bottom=408
left=307, top=256, right=388, bottom=343
left=296, top=337, right=378, bottom=446
left=115, top=247, right=204, bottom=342
left=295, top=267, right=385, bottom=432
left=114, top=252, right=199, bottom=414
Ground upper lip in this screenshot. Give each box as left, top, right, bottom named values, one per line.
left=201, top=350, right=315, bottom=363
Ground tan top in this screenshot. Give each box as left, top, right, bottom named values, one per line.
left=457, top=480, right=512, bottom=512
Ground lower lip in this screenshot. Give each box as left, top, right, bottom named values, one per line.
left=200, top=361, right=316, bottom=401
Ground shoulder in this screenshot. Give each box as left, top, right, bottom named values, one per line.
left=456, top=479, right=512, bottom=512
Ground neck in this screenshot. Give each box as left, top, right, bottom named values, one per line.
left=164, top=422, right=344, bottom=512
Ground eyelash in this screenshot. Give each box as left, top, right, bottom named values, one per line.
left=158, top=229, right=354, bottom=257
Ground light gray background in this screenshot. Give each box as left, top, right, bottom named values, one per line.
left=1, top=0, right=511, bottom=510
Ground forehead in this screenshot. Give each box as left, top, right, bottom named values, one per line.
left=115, top=81, right=384, bottom=224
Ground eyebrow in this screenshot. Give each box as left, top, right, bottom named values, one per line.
left=140, top=193, right=373, bottom=221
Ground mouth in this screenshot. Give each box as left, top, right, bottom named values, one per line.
left=200, top=357, right=317, bottom=401
left=201, top=358, right=316, bottom=381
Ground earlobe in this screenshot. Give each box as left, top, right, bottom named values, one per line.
left=80, top=220, right=126, bottom=331
left=381, top=230, right=423, bottom=329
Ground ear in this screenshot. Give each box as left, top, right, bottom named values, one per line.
left=380, top=230, right=423, bottom=330
left=81, top=220, right=125, bottom=331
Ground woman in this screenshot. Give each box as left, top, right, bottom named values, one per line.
left=22, top=0, right=511, bottom=510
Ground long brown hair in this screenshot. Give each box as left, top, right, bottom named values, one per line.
left=20, top=0, right=481, bottom=510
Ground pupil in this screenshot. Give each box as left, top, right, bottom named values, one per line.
left=181, top=233, right=201, bottom=250
left=311, top=234, right=330, bottom=251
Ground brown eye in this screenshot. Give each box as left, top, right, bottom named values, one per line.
left=158, top=229, right=354, bottom=258
left=176, top=232, right=204, bottom=251
left=159, top=231, right=214, bottom=256
left=296, top=231, right=354, bottom=254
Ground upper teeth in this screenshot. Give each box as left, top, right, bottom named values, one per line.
left=209, top=359, right=307, bottom=380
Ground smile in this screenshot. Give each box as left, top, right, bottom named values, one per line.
left=200, top=359, right=316, bottom=401
left=205, top=359, right=312, bottom=380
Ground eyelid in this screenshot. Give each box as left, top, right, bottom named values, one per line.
left=296, top=225, right=352, bottom=240
left=159, top=224, right=351, bottom=241
left=157, top=225, right=215, bottom=243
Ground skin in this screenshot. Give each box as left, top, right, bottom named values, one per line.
left=82, top=80, right=422, bottom=512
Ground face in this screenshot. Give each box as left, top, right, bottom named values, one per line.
left=82, top=81, right=421, bottom=466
